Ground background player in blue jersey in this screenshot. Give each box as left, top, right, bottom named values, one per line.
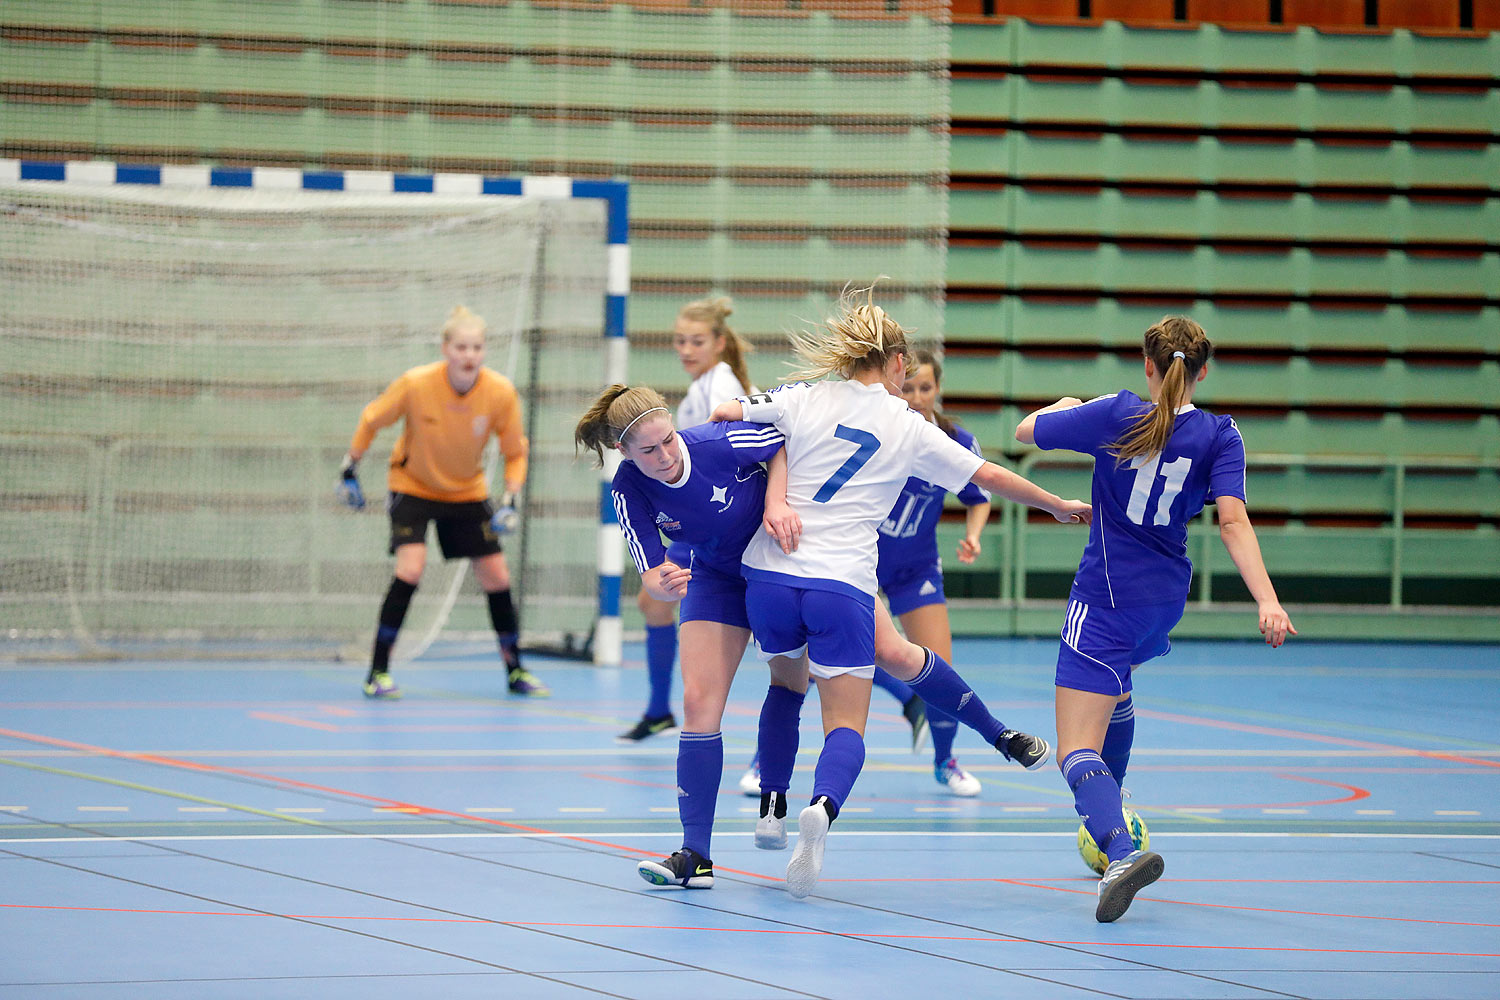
left=876, top=349, right=994, bottom=796
left=717, top=285, right=1091, bottom=898
left=575, top=384, right=799, bottom=890
left=622, top=297, right=756, bottom=743
left=1016, top=315, right=1296, bottom=923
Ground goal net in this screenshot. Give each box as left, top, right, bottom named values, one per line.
left=0, top=171, right=611, bottom=661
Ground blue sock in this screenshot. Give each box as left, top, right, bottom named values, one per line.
left=905, top=648, right=1005, bottom=746
left=872, top=667, right=913, bottom=705
left=756, top=685, right=804, bottom=795
left=1061, top=748, right=1132, bottom=864
left=809, top=727, right=865, bottom=815
left=644, top=624, right=677, bottom=719
left=1102, top=696, right=1134, bottom=785
left=929, top=707, right=958, bottom=764
left=676, top=731, right=723, bottom=859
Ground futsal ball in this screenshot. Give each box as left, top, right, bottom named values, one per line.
left=1077, top=807, right=1149, bottom=876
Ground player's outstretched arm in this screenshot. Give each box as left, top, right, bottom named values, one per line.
left=1215, top=496, right=1296, bottom=647
left=970, top=462, right=1091, bottom=525
left=337, top=453, right=365, bottom=510
left=761, top=447, right=801, bottom=554
left=641, top=560, right=691, bottom=602
left=1014, top=396, right=1084, bottom=445
left=957, top=500, right=992, bottom=564
left=490, top=491, right=520, bottom=535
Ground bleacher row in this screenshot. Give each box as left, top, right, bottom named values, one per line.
left=955, top=0, right=1500, bottom=31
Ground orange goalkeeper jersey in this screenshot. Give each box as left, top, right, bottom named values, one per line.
left=349, top=361, right=529, bottom=503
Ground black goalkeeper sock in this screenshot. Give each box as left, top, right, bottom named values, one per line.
left=486, top=588, right=520, bottom=670
left=370, top=577, right=417, bottom=680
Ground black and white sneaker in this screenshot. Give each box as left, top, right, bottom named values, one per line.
left=902, top=695, right=930, bottom=754
left=996, top=729, right=1053, bottom=771
left=616, top=713, right=678, bottom=743
left=1095, top=849, right=1164, bottom=923
left=637, top=847, right=713, bottom=889
left=755, top=790, right=788, bottom=850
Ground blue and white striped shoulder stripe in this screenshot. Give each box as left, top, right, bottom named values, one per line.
left=725, top=425, right=785, bottom=450
left=610, top=489, right=650, bottom=574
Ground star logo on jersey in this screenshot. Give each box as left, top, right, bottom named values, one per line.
left=710, top=484, right=733, bottom=512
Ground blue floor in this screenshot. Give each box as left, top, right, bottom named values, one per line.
left=1, top=638, right=1498, bottom=998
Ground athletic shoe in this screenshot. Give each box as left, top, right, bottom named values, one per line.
left=996, top=729, right=1052, bottom=771
left=362, top=671, right=401, bottom=699
left=755, top=790, right=788, bottom=850
left=507, top=667, right=550, bottom=697
left=935, top=756, right=981, bottom=797
left=902, top=695, right=929, bottom=754
left=738, top=756, right=762, bottom=797
left=637, top=847, right=713, bottom=889
left=1095, top=849, right=1164, bottom=923
left=786, top=798, right=833, bottom=899
left=616, top=713, right=677, bottom=743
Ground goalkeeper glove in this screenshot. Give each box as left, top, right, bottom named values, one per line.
left=490, top=492, right=519, bottom=535
left=337, top=455, right=365, bottom=510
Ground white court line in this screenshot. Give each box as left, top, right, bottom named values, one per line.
left=77, top=806, right=128, bottom=812
left=558, top=807, right=606, bottom=813
left=177, top=806, right=228, bottom=813
left=1436, top=810, right=1481, bottom=816
left=464, top=807, right=514, bottom=814
left=0, top=806, right=27, bottom=812
left=3, top=830, right=1498, bottom=845
left=1357, top=809, right=1395, bottom=815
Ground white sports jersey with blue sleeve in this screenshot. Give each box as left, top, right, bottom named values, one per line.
left=740, top=380, right=985, bottom=599
left=611, top=420, right=785, bottom=577
left=1034, top=391, right=1246, bottom=608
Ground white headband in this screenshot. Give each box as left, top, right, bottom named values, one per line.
left=619, top=406, right=669, bottom=442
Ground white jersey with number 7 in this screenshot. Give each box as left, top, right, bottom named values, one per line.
left=739, top=380, right=984, bottom=598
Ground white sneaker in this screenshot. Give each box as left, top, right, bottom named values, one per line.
left=936, top=757, right=981, bottom=797
left=755, top=795, right=788, bottom=853
left=738, top=760, right=762, bottom=797
left=786, top=799, right=832, bottom=899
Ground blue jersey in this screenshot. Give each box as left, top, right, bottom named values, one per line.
left=611, top=420, right=785, bottom=578
left=877, top=421, right=990, bottom=580
left=1034, top=391, right=1247, bottom=608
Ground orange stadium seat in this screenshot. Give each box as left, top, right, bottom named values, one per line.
left=1091, top=0, right=1180, bottom=20
left=1186, top=0, right=1274, bottom=25
left=952, top=0, right=1082, bottom=16
left=1282, top=0, right=1369, bottom=27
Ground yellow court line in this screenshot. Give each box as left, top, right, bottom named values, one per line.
left=0, top=757, right=327, bottom=828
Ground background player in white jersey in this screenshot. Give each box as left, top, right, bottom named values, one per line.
left=575, top=384, right=799, bottom=890
left=621, top=298, right=756, bottom=743
left=1016, top=315, right=1295, bottom=923
left=716, top=285, right=1091, bottom=898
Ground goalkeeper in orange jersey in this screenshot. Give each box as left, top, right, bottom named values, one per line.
left=338, top=305, right=547, bottom=699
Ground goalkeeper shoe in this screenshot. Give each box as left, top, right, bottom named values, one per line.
left=936, top=757, right=981, bottom=797
left=637, top=848, right=713, bottom=889
left=507, top=667, right=550, bottom=697
left=617, top=713, right=678, bottom=743
left=996, top=729, right=1053, bottom=771
left=362, top=672, right=401, bottom=699
left=1096, top=849, right=1164, bottom=923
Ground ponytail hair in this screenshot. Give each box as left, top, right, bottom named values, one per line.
left=679, top=295, right=753, bottom=392
left=910, top=346, right=956, bottom=437
left=574, top=384, right=672, bottom=466
left=441, top=304, right=485, bottom=342
left=787, top=281, right=912, bottom=382
left=1109, top=316, right=1212, bottom=466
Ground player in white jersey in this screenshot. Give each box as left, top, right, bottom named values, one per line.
left=714, top=284, right=1091, bottom=898
left=1017, top=315, right=1295, bottom=922
left=621, top=297, right=756, bottom=743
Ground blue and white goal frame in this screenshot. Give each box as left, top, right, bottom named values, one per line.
left=1, top=158, right=630, bottom=667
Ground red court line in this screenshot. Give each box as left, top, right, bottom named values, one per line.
left=0, top=725, right=778, bottom=883
left=1138, top=708, right=1500, bottom=770
left=3, top=904, right=1496, bottom=959
left=996, top=877, right=1500, bottom=929
left=247, top=712, right=341, bottom=732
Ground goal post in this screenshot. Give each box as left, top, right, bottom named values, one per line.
left=0, top=158, right=627, bottom=665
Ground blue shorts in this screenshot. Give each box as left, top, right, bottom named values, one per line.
left=679, top=559, right=750, bottom=631
left=879, top=558, right=946, bottom=617
left=666, top=541, right=691, bottom=567
left=745, top=579, right=875, bottom=679
left=1055, top=598, right=1184, bottom=697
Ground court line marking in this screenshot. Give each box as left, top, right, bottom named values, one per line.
left=4, top=831, right=1499, bottom=844
left=1, top=904, right=1494, bottom=961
